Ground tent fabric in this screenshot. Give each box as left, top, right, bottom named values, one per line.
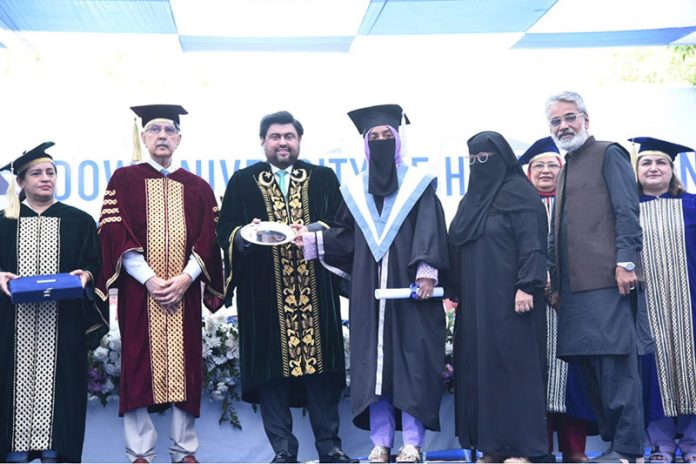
left=0, top=0, right=694, bottom=52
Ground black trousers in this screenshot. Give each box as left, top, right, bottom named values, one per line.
left=576, top=354, right=645, bottom=457
left=259, top=374, right=342, bottom=458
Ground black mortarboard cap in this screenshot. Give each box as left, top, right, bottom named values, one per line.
left=347, top=104, right=410, bottom=135
left=130, top=104, right=188, bottom=127
left=1, top=141, right=55, bottom=175
left=628, top=136, right=694, bottom=161
left=518, top=136, right=560, bottom=166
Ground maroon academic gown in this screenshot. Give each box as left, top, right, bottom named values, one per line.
left=96, top=163, right=224, bottom=417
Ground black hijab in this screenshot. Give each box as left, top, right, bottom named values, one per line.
left=449, top=131, right=541, bottom=245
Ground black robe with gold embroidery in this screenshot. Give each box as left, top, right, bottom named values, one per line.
left=0, top=203, right=108, bottom=463
left=217, top=160, right=346, bottom=405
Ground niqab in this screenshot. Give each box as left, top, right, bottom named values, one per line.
left=449, top=131, right=540, bottom=245
left=365, top=126, right=401, bottom=197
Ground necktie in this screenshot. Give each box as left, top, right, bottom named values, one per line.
left=160, top=168, right=169, bottom=177
left=276, top=170, right=288, bottom=197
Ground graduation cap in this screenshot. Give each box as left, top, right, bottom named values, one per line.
left=130, top=104, right=188, bottom=128
left=628, top=136, right=694, bottom=161
left=518, top=137, right=560, bottom=166
left=130, top=104, right=187, bottom=162
left=347, top=104, right=410, bottom=135
left=1, top=141, right=56, bottom=219
left=1, top=141, right=55, bottom=175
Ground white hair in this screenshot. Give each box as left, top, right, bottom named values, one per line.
left=544, top=91, right=588, bottom=119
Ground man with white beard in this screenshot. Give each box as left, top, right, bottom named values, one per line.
left=545, top=91, right=653, bottom=463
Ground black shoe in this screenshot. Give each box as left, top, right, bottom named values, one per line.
left=271, top=451, right=298, bottom=463
left=587, top=450, right=638, bottom=463
left=529, top=454, right=557, bottom=463
left=320, top=448, right=359, bottom=463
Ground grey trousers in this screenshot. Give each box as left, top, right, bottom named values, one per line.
left=576, top=354, right=646, bottom=457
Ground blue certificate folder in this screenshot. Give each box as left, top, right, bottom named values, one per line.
left=9, top=273, right=83, bottom=304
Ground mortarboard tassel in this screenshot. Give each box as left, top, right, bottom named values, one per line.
left=132, top=117, right=142, bottom=162
left=5, top=175, right=20, bottom=219
left=629, top=140, right=638, bottom=180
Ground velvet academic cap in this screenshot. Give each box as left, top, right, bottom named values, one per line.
left=628, top=136, right=694, bottom=161
left=518, top=136, right=560, bottom=166
left=347, top=104, right=410, bottom=135
left=130, top=104, right=188, bottom=127
left=0, top=142, right=55, bottom=175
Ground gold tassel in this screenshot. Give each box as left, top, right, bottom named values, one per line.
left=132, top=117, right=142, bottom=162
left=5, top=176, right=20, bottom=219
left=629, top=140, right=639, bottom=180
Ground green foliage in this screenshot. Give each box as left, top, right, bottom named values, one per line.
left=601, top=46, right=696, bottom=86
left=671, top=45, right=696, bottom=86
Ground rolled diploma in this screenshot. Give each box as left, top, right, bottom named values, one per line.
left=374, top=286, right=444, bottom=300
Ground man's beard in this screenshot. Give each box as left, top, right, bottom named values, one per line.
left=552, top=124, right=589, bottom=152
left=267, top=148, right=299, bottom=169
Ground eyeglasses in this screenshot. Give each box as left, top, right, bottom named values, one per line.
left=464, top=152, right=494, bottom=164
left=530, top=162, right=562, bottom=172
left=145, top=124, right=178, bottom=136
left=549, top=112, right=584, bottom=128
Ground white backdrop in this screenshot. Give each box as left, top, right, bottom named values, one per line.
left=1, top=47, right=695, bottom=225
left=1, top=42, right=694, bottom=463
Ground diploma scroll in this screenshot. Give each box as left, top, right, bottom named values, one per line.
left=374, top=283, right=444, bottom=300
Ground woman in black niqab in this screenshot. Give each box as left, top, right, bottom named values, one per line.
left=448, top=131, right=551, bottom=461
left=449, top=131, right=541, bottom=246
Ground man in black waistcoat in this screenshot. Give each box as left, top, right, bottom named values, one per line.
left=546, top=91, right=653, bottom=462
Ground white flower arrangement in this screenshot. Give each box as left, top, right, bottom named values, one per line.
left=87, top=329, right=121, bottom=405
left=342, top=323, right=351, bottom=387
left=202, top=314, right=242, bottom=428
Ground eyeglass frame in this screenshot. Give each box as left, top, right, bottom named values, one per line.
left=529, top=161, right=562, bottom=172
left=548, top=112, right=585, bottom=128
left=144, top=124, right=179, bottom=136
left=464, top=152, right=494, bottom=164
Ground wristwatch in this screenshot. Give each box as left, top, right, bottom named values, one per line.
left=617, top=262, right=636, bottom=272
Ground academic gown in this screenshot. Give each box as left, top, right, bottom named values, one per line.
left=217, top=160, right=347, bottom=405
left=320, top=174, right=450, bottom=432
left=449, top=197, right=549, bottom=457
left=96, top=163, right=224, bottom=417
left=639, top=192, right=696, bottom=421
left=0, top=203, right=109, bottom=462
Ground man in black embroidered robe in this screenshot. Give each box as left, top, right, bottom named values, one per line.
left=216, top=111, right=354, bottom=464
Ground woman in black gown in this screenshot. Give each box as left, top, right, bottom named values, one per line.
left=448, top=131, right=549, bottom=462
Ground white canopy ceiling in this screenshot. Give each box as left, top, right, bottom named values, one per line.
left=0, top=0, right=694, bottom=53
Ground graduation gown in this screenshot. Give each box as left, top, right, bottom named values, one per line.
left=96, top=163, right=223, bottom=417
left=639, top=192, right=696, bottom=421
left=0, top=203, right=108, bottom=462
left=217, top=160, right=347, bottom=405
left=319, top=165, right=450, bottom=431
left=449, top=193, right=549, bottom=457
